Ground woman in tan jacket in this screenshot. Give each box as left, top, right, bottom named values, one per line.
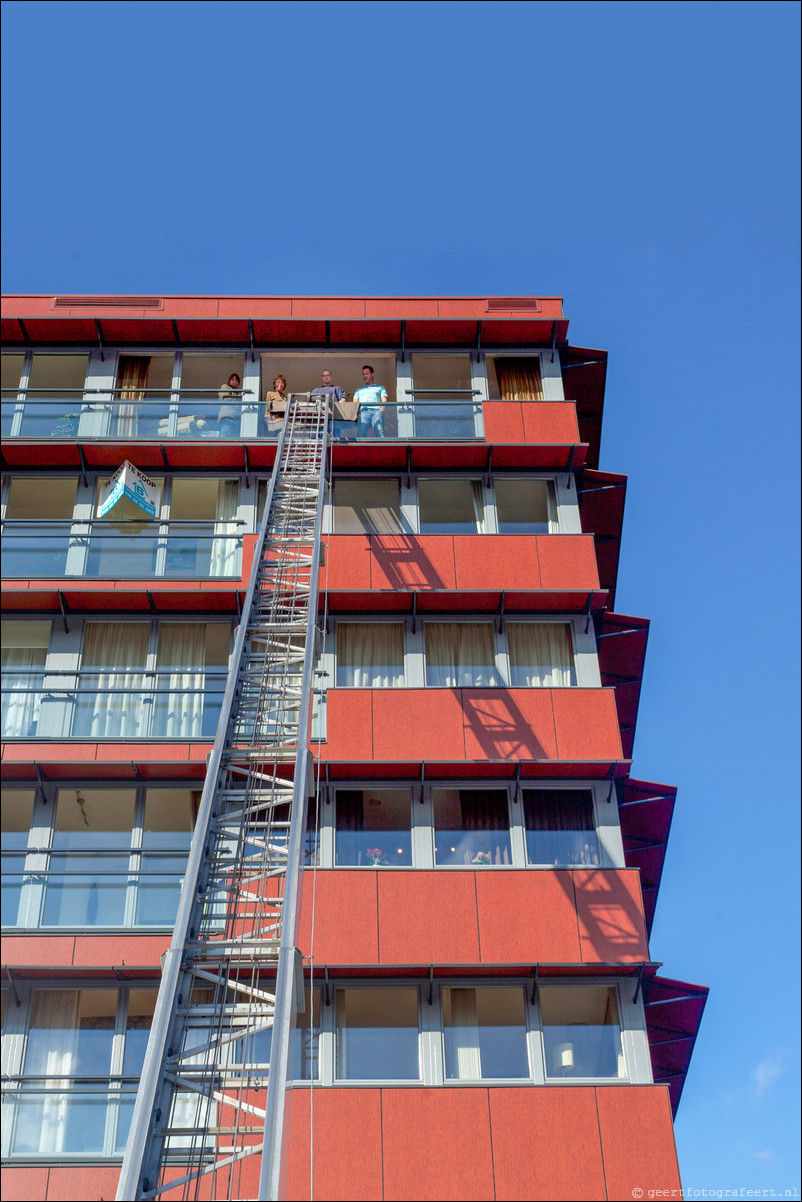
left=264, top=374, right=288, bottom=436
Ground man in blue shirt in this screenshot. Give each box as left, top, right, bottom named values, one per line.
left=313, top=368, right=351, bottom=439
left=354, top=365, right=389, bottom=438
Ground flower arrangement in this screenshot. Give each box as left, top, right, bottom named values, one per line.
left=472, top=851, right=492, bottom=865
left=366, top=847, right=389, bottom=866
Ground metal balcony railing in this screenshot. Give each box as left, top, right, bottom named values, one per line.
left=1, top=520, right=244, bottom=579
left=1, top=389, right=485, bottom=441
left=1, top=668, right=227, bottom=740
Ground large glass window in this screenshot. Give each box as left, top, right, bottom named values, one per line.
left=179, top=354, right=245, bottom=436
left=425, top=622, right=498, bottom=686
left=20, top=354, right=89, bottom=438
left=0, top=620, right=51, bottom=739
left=335, top=988, right=420, bottom=1080
left=332, top=478, right=402, bottom=534
left=495, top=478, right=556, bottom=533
left=540, top=985, right=624, bottom=1079
left=113, top=354, right=174, bottom=439
left=486, top=356, right=543, bottom=401
left=166, top=478, right=240, bottom=577
left=3, top=476, right=79, bottom=576
left=507, top=622, right=576, bottom=687
left=1, top=789, right=34, bottom=927
left=43, top=790, right=135, bottom=928
left=335, top=788, right=412, bottom=866
left=1, top=353, right=25, bottom=437
left=336, top=623, right=404, bottom=687
left=443, top=986, right=529, bottom=1079
left=418, top=479, right=485, bottom=534
left=432, top=788, right=511, bottom=866
left=410, top=355, right=477, bottom=439
left=523, top=788, right=600, bottom=866
left=137, top=789, right=195, bottom=925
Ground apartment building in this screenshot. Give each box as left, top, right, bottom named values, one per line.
left=0, top=294, right=706, bottom=1201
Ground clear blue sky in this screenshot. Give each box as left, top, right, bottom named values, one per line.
left=2, top=0, right=800, bottom=1189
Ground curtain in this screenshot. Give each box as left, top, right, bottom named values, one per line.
left=471, top=480, right=486, bottom=533
left=210, top=480, right=239, bottom=577
left=507, top=623, right=575, bottom=687
left=1, top=646, right=45, bottom=737
left=115, top=356, right=150, bottom=438
left=81, top=622, right=149, bottom=738
left=157, top=623, right=206, bottom=737
left=496, top=357, right=543, bottom=401
left=425, top=623, right=497, bottom=687
left=336, top=790, right=365, bottom=832
left=444, top=988, right=482, bottom=1079
left=24, top=990, right=79, bottom=1155
left=337, top=624, right=404, bottom=687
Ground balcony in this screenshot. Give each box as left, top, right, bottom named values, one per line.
left=1, top=521, right=244, bottom=580
left=1, top=669, right=225, bottom=741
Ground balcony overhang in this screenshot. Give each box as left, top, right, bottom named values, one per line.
left=618, top=777, right=676, bottom=932
left=597, top=612, right=649, bottom=759
left=645, top=974, right=708, bottom=1115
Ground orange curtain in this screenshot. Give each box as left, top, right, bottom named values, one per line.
left=496, top=358, right=543, bottom=401
left=115, top=356, right=150, bottom=437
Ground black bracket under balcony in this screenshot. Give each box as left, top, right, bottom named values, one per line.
left=497, top=591, right=506, bottom=634
left=400, top=319, right=406, bottom=362
left=6, top=968, right=21, bottom=1008
left=248, top=318, right=256, bottom=360
left=566, top=445, right=575, bottom=486
left=485, top=444, right=493, bottom=488
left=411, top=592, right=418, bottom=633
left=633, top=962, right=646, bottom=1004
left=243, top=444, right=251, bottom=485
left=584, top=594, right=594, bottom=634
left=405, top=444, right=412, bottom=489
left=57, top=590, right=70, bottom=634
left=550, top=321, right=558, bottom=362
left=95, top=318, right=105, bottom=360
left=77, top=443, right=89, bottom=489
left=530, top=965, right=539, bottom=1004
left=323, top=967, right=330, bottom=1007
left=428, top=966, right=434, bottom=1005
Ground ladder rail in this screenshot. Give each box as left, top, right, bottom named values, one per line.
left=116, top=397, right=328, bottom=1200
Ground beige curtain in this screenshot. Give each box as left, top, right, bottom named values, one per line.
left=425, top=622, right=498, bottom=687
left=157, top=623, right=206, bottom=737
left=337, top=623, right=404, bottom=687
left=115, top=356, right=150, bottom=437
left=1, top=645, right=46, bottom=737
left=23, top=990, right=80, bottom=1155
left=496, top=358, right=543, bottom=401
left=444, top=988, right=482, bottom=1079
left=82, top=622, right=149, bottom=737
left=507, top=623, right=575, bottom=687
left=210, top=480, right=239, bottom=577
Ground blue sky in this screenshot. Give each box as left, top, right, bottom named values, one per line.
left=2, top=0, right=800, bottom=1188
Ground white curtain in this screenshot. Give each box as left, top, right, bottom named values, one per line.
left=1, top=646, right=45, bottom=737
left=337, top=624, right=404, bottom=687
left=425, top=623, right=498, bottom=687
left=157, top=623, right=206, bottom=737
left=24, top=990, right=79, bottom=1155
left=445, top=988, right=481, bottom=1079
left=507, top=623, right=575, bottom=687
left=210, top=480, right=239, bottom=577
left=471, top=480, right=486, bottom=533
left=82, top=622, right=149, bottom=738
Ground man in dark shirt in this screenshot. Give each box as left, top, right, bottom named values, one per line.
left=312, top=368, right=353, bottom=439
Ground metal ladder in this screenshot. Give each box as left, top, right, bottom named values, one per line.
left=117, top=395, right=329, bottom=1201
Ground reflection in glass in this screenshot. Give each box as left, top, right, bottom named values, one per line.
left=495, top=478, right=555, bottom=533
left=42, top=790, right=135, bottom=928
left=433, top=789, right=511, bottom=866
left=1, top=790, right=34, bottom=926
left=335, top=988, right=419, bottom=1080
left=335, top=789, right=412, bottom=866
left=523, top=789, right=600, bottom=866
left=136, top=790, right=195, bottom=926
left=419, top=479, right=484, bottom=534
left=541, top=986, right=623, bottom=1078
left=443, top=986, right=528, bottom=1079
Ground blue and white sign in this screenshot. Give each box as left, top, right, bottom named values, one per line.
left=98, top=460, right=161, bottom=521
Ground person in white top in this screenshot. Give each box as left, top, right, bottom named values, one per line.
left=354, top=365, right=389, bottom=438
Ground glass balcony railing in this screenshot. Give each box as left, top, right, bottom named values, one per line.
left=1, top=669, right=227, bottom=740
left=1, top=521, right=244, bottom=578
left=1, top=390, right=484, bottom=442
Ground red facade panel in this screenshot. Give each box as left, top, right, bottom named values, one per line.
left=452, top=535, right=541, bottom=591
left=298, top=870, right=379, bottom=964
left=489, top=1087, right=607, bottom=1201
left=552, top=689, right=624, bottom=761
left=482, top=400, right=525, bottom=442
left=522, top=401, right=580, bottom=445
left=461, top=689, right=559, bottom=761
left=380, top=1088, right=496, bottom=1202
left=0, top=1168, right=50, bottom=1202
left=475, top=871, right=582, bottom=963
left=370, top=689, right=467, bottom=761
left=285, top=1089, right=384, bottom=1201
left=42, top=1166, right=121, bottom=1201
left=377, top=872, right=481, bottom=965
left=574, top=869, right=650, bottom=963
left=536, top=533, right=600, bottom=590
left=321, top=535, right=373, bottom=591
left=316, top=690, right=374, bottom=762
left=370, top=534, right=457, bottom=590
left=596, top=1086, right=682, bottom=1199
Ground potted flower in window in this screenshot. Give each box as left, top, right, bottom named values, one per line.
left=472, top=850, right=492, bottom=865
left=51, top=413, right=80, bottom=437
left=366, top=847, right=389, bottom=866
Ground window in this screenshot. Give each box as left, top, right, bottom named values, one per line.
left=2, top=476, right=79, bottom=576
left=424, top=621, right=499, bottom=686
left=335, top=622, right=404, bottom=687
left=2, top=985, right=155, bottom=1158
left=334, top=987, right=420, bottom=1080
left=332, top=478, right=402, bottom=534
left=540, top=985, right=624, bottom=1079
left=334, top=788, right=413, bottom=866
left=0, top=620, right=52, bottom=739
left=495, top=478, right=556, bottom=533
left=443, top=986, right=529, bottom=1079
left=523, top=788, right=600, bottom=866
left=19, top=354, right=89, bottom=438
left=3, top=786, right=197, bottom=931
left=1, top=353, right=26, bottom=437
left=486, top=355, right=543, bottom=400
left=113, top=354, right=174, bottom=438
left=432, top=788, right=511, bottom=866
left=410, top=354, right=478, bottom=439
left=507, top=622, right=576, bottom=687
left=419, top=478, right=485, bottom=533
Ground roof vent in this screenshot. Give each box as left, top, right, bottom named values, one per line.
left=484, top=297, right=542, bottom=312
left=52, top=295, right=165, bottom=310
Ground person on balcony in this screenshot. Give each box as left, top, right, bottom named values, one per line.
left=264, top=374, right=288, bottom=436
left=217, top=373, right=242, bottom=438
left=313, top=368, right=355, bottom=439
left=354, top=365, right=389, bottom=438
